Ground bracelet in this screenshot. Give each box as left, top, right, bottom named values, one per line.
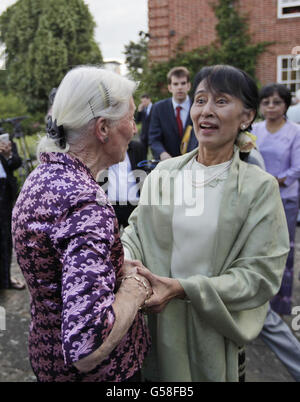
left=121, top=275, right=148, bottom=291
left=121, top=275, right=150, bottom=304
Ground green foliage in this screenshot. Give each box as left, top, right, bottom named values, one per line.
left=141, top=46, right=222, bottom=103
left=14, top=132, right=40, bottom=189
left=0, top=70, right=8, bottom=93
left=213, top=0, right=271, bottom=78
left=124, top=31, right=149, bottom=81
left=0, top=91, right=46, bottom=138
left=0, top=0, right=103, bottom=114
left=0, top=92, right=27, bottom=118
left=125, top=0, right=271, bottom=102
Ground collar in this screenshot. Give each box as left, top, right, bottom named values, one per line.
left=39, top=152, right=95, bottom=181
left=158, top=145, right=243, bottom=188
left=171, top=96, right=190, bottom=112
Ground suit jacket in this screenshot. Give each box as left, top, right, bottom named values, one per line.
left=0, top=141, right=22, bottom=202
left=148, top=97, right=198, bottom=159
left=136, top=106, right=152, bottom=152
left=127, top=139, right=145, bottom=170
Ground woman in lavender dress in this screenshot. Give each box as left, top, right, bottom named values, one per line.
left=11, top=66, right=151, bottom=382
left=253, top=84, right=300, bottom=315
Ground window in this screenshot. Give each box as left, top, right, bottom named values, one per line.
left=278, top=0, right=300, bottom=18
left=277, top=55, right=300, bottom=95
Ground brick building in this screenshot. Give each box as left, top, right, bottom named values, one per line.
left=148, top=0, right=300, bottom=93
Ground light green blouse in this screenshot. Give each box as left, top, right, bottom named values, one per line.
left=122, top=147, right=289, bottom=382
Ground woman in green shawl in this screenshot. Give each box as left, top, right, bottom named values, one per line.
left=122, top=65, right=289, bottom=382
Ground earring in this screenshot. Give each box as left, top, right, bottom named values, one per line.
left=241, top=124, right=246, bottom=130
left=103, top=137, right=109, bottom=143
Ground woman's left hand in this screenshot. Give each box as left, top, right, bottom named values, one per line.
left=136, top=266, right=185, bottom=314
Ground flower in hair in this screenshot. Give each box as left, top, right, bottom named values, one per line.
left=46, top=116, right=66, bottom=149
left=236, top=131, right=257, bottom=152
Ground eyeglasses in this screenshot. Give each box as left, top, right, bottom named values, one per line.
left=260, top=99, right=284, bottom=107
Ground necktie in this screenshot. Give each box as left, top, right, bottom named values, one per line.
left=176, top=106, right=183, bottom=138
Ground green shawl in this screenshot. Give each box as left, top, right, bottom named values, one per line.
left=122, top=147, right=289, bottom=382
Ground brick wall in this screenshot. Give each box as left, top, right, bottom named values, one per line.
left=238, top=0, right=299, bottom=85
left=148, top=0, right=300, bottom=85
left=148, top=0, right=218, bottom=62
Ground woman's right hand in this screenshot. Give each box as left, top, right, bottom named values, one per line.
left=118, top=267, right=153, bottom=310
left=136, top=266, right=185, bottom=314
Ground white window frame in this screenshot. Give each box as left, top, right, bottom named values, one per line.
left=278, top=0, right=300, bottom=18
left=277, top=55, right=300, bottom=96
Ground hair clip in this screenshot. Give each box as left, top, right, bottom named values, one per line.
left=88, top=100, right=96, bottom=118
left=98, top=82, right=110, bottom=109
left=46, top=116, right=66, bottom=149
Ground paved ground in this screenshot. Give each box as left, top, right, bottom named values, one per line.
left=245, top=225, right=300, bottom=382
left=0, top=227, right=300, bottom=382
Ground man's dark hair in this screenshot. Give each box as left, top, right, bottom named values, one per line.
left=167, top=66, right=190, bottom=84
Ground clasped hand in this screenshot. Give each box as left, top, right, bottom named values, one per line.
left=117, top=260, right=153, bottom=308
left=276, top=176, right=286, bottom=187
left=119, top=260, right=185, bottom=314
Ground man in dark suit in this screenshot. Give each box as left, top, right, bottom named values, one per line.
left=99, top=140, right=146, bottom=228
left=136, top=94, right=152, bottom=160
left=0, top=137, right=24, bottom=289
left=149, top=66, right=198, bottom=161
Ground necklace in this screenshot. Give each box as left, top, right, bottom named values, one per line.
left=191, top=158, right=232, bottom=188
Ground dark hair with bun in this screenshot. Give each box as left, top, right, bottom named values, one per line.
left=192, top=65, right=259, bottom=132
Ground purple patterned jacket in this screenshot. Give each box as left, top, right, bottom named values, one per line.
left=12, top=152, right=150, bottom=382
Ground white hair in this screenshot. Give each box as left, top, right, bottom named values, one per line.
left=37, top=65, right=136, bottom=156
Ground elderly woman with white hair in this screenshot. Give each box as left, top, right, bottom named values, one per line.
left=12, top=66, right=151, bottom=382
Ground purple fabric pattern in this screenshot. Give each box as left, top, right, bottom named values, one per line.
left=12, top=152, right=150, bottom=382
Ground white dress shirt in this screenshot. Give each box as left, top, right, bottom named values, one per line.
left=145, top=103, right=152, bottom=116
left=107, top=152, right=140, bottom=204
left=172, top=96, right=191, bottom=128
left=0, top=160, right=7, bottom=179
